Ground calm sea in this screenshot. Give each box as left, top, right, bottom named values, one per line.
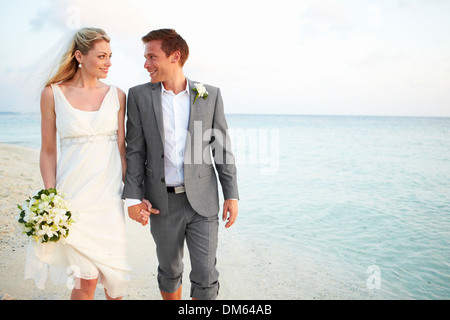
left=1, top=112, right=449, bottom=299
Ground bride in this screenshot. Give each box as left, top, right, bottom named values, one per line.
left=28, top=27, right=131, bottom=300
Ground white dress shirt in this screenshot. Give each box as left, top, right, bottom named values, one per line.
left=161, top=81, right=190, bottom=186
left=125, top=80, right=190, bottom=208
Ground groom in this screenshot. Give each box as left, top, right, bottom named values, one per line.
left=122, top=29, right=239, bottom=300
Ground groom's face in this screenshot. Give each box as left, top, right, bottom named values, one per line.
left=144, top=40, right=174, bottom=83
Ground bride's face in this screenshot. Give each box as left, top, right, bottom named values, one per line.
left=78, top=40, right=112, bottom=79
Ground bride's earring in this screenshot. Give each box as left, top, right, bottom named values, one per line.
left=78, top=63, right=82, bottom=68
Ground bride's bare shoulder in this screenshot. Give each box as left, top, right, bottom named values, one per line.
left=116, top=86, right=126, bottom=97
left=40, top=85, right=55, bottom=107
left=41, top=85, right=55, bottom=97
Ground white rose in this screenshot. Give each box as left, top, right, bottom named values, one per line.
left=194, top=83, right=207, bottom=96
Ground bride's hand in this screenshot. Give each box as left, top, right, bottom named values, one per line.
left=128, top=200, right=159, bottom=226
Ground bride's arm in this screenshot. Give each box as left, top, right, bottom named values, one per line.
left=40, top=86, right=57, bottom=189
left=117, top=87, right=127, bottom=182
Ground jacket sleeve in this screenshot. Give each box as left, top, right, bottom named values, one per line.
left=122, top=88, right=146, bottom=200
left=211, top=88, right=239, bottom=200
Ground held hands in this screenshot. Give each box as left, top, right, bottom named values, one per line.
left=129, top=199, right=236, bottom=228
left=128, top=199, right=160, bottom=226
left=222, top=199, right=238, bottom=228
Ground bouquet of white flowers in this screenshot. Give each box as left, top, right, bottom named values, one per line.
left=17, top=188, right=74, bottom=244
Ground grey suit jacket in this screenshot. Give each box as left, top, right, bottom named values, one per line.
left=122, top=79, right=239, bottom=217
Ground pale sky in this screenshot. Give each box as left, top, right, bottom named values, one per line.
left=1, top=0, right=449, bottom=116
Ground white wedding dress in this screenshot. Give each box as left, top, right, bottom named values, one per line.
left=24, top=84, right=131, bottom=298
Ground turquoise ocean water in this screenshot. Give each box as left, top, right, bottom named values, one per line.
left=1, top=112, right=449, bottom=299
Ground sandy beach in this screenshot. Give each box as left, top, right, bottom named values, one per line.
left=0, top=142, right=291, bottom=300
left=1, top=142, right=378, bottom=300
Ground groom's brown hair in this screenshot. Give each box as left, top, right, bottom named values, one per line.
left=142, top=29, right=189, bottom=67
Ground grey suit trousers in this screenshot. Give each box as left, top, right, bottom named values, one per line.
left=150, top=191, right=219, bottom=300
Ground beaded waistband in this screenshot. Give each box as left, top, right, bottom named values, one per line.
left=60, top=132, right=117, bottom=147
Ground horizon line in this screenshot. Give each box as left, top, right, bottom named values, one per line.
left=0, top=110, right=449, bottom=119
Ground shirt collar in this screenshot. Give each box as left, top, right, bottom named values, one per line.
left=161, top=78, right=190, bottom=96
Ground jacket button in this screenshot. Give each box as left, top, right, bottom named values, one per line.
left=161, top=178, right=165, bottom=183
left=161, top=153, right=164, bottom=158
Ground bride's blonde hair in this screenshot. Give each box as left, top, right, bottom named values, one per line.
left=45, top=27, right=110, bottom=86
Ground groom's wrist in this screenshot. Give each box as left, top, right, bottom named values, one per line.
left=125, top=198, right=142, bottom=208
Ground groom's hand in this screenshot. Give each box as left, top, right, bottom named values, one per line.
left=128, top=199, right=160, bottom=226
left=222, top=199, right=238, bottom=228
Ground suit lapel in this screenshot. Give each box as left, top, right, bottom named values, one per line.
left=150, top=82, right=165, bottom=145
left=187, top=79, right=198, bottom=135
left=150, top=79, right=199, bottom=152
left=184, top=79, right=200, bottom=165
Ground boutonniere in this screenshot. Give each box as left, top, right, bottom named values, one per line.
left=192, top=83, right=208, bottom=105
